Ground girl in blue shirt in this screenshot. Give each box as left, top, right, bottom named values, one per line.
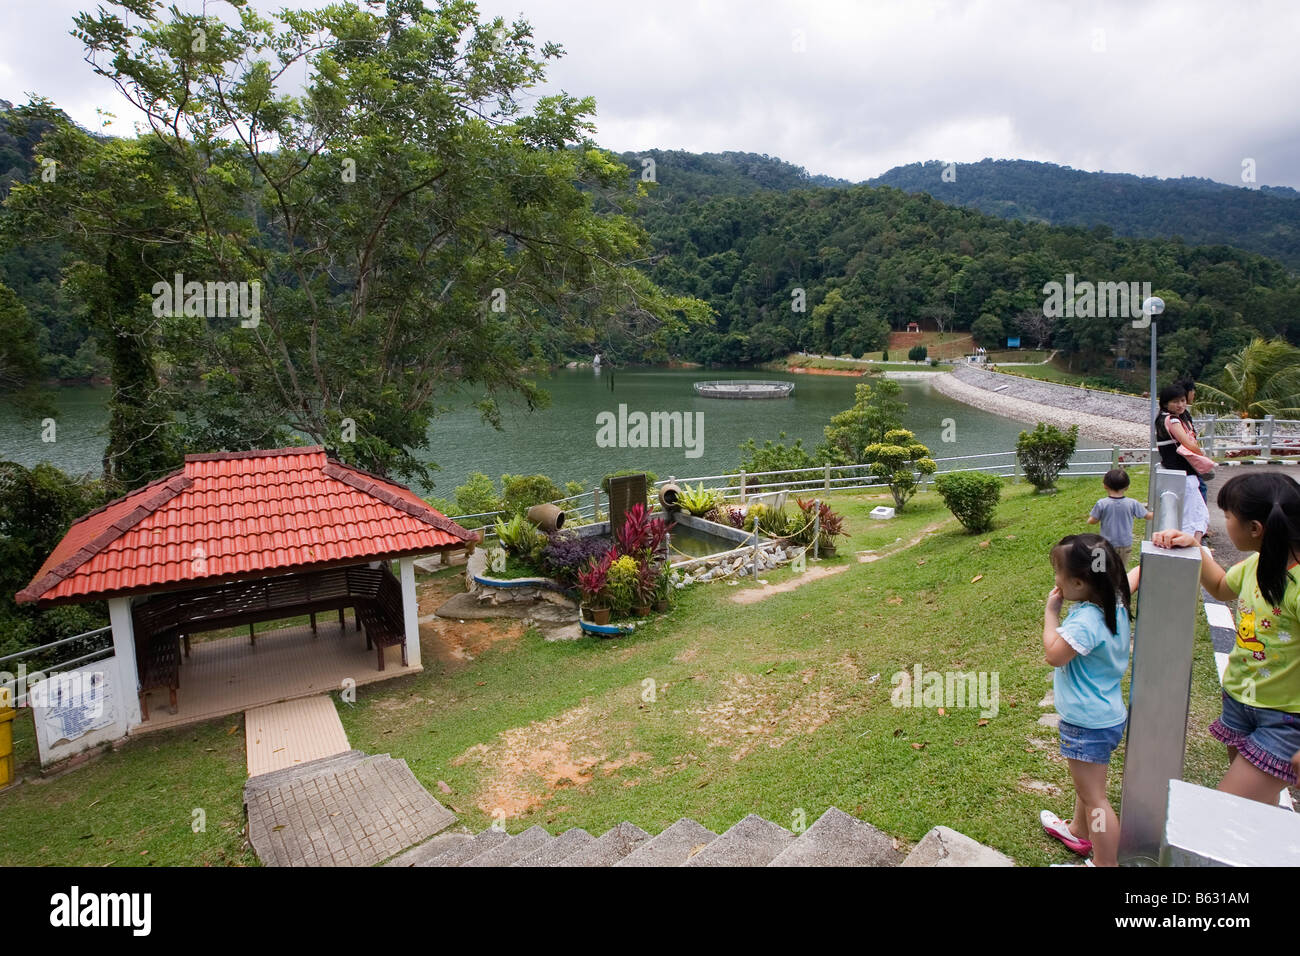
left=1039, top=533, right=1139, bottom=867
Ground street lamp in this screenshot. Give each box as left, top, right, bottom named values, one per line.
left=1142, top=295, right=1165, bottom=527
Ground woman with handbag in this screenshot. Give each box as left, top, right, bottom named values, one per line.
left=1154, top=383, right=1210, bottom=544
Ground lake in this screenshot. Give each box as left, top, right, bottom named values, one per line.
left=0, top=367, right=1104, bottom=499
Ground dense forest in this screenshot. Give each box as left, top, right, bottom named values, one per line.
left=5, top=104, right=1300, bottom=404
left=626, top=154, right=1300, bottom=377
left=871, top=158, right=1300, bottom=270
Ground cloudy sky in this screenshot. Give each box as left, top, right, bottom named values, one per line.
left=3, top=0, right=1298, bottom=188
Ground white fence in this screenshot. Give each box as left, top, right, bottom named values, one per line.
left=454, top=446, right=1158, bottom=538
left=449, top=416, right=1298, bottom=538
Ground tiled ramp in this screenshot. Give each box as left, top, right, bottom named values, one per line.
left=244, top=751, right=456, bottom=866
left=246, top=696, right=350, bottom=777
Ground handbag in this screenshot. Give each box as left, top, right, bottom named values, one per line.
left=1166, top=415, right=1216, bottom=477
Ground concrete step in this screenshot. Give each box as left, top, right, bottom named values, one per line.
left=900, top=826, right=1015, bottom=867
left=384, top=831, right=473, bottom=867
left=556, top=822, right=651, bottom=867
left=423, top=828, right=512, bottom=867
left=768, top=807, right=901, bottom=867
left=614, top=819, right=717, bottom=867
left=683, top=814, right=795, bottom=867
left=243, top=749, right=371, bottom=794
left=461, top=825, right=552, bottom=867
left=512, top=828, right=597, bottom=867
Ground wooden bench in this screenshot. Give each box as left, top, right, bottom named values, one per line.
left=130, top=565, right=410, bottom=718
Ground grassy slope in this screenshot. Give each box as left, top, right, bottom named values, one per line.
left=0, top=471, right=1228, bottom=867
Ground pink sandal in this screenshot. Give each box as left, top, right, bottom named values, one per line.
left=1040, top=810, right=1093, bottom=855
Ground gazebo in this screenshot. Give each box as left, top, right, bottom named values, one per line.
left=15, top=447, right=476, bottom=731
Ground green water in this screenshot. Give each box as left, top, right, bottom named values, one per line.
left=0, top=368, right=1104, bottom=497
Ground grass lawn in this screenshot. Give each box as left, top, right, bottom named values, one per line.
left=0, top=470, right=1231, bottom=866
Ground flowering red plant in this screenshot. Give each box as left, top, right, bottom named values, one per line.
left=576, top=548, right=615, bottom=607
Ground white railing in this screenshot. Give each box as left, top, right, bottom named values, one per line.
left=448, top=418, right=1299, bottom=533
left=450, top=445, right=1161, bottom=533
left=0, top=625, right=114, bottom=708
left=1196, top=416, right=1300, bottom=458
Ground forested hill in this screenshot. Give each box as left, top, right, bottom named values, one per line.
left=616, top=149, right=852, bottom=203
left=869, top=159, right=1300, bottom=270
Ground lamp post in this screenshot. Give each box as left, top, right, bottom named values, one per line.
left=1142, top=296, right=1165, bottom=528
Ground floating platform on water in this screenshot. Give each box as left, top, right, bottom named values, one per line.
left=693, top=380, right=795, bottom=399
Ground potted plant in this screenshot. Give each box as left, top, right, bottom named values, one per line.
left=577, top=549, right=614, bottom=625
left=653, top=564, right=671, bottom=613
left=605, top=555, right=640, bottom=619
left=633, top=559, right=658, bottom=616
left=796, top=498, right=848, bottom=556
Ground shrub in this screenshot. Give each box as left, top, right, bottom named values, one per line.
left=577, top=549, right=615, bottom=607
left=735, top=433, right=817, bottom=490
left=1016, top=422, right=1079, bottom=491
left=500, top=473, right=563, bottom=516
left=540, top=533, right=611, bottom=586
left=676, top=482, right=722, bottom=517
left=908, top=345, right=928, bottom=362
left=795, top=498, right=848, bottom=549
left=606, top=555, right=640, bottom=616
left=743, top=502, right=800, bottom=538
left=493, top=513, right=546, bottom=561
left=934, top=471, right=1002, bottom=532
left=453, top=471, right=502, bottom=523
left=881, top=349, right=889, bottom=361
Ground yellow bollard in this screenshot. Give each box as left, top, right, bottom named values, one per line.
left=0, top=704, right=14, bottom=788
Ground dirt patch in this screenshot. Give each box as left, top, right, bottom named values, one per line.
left=674, top=646, right=700, bottom=664
left=730, top=564, right=848, bottom=603
left=1017, top=776, right=1063, bottom=797
left=417, top=575, right=525, bottom=669
left=786, top=366, right=866, bottom=377
left=450, top=706, right=645, bottom=817
left=858, top=519, right=952, bottom=563
left=677, top=668, right=853, bottom=761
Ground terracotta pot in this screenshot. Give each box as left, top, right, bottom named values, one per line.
left=635, top=605, right=651, bottom=617
left=526, top=503, right=566, bottom=533
left=588, top=606, right=611, bottom=626
left=654, top=599, right=669, bottom=613
left=658, top=482, right=681, bottom=512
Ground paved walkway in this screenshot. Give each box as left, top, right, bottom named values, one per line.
left=246, top=696, right=350, bottom=777
left=244, top=751, right=456, bottom=866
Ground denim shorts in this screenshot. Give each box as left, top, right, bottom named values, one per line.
left=1059, top=717, right=1128, bottom=764
left=1210, top=691, right=1300, bottom=785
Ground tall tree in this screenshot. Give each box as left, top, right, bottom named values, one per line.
left=71, top=0, right=706, bottom=482
left=1, top=106, right=191, bottom=490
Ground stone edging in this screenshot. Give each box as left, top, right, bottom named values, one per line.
left=932, top=367, right=1147, bottom=447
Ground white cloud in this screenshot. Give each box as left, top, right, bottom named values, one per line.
left=2, top=0, right=1297, bottom=187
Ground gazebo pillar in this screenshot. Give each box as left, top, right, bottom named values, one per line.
left=398, top=556, right=421, bottom=668
left=108, top=597, right=143, bottom=729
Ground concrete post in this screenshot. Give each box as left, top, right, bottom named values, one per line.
left=824, top=463, right=831, bottom=494
left=1206, top=416, right=1218, bottom=459
left=108, top=597, right=143, bottom=730
left=1111, top=445, right=1119, bottom=470
left=1118, top=502, right=1202, bottom=864
left=399, top=556, right=421, bottom=669
left=1263, top=415, right=1275, bottom=457
left=739, top=470, right=747, bottom=504
left=593, top=488, right=601, bottom=523
left=1151, top=466, right=1186, bottom=537
left=812, top=499, right=821, bottom=560
left=1012, top=458, right=1021, bottom=484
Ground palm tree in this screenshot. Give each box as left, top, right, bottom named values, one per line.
left=1195, top=338, right=1300, bottom=419
left=1195, top=337, right=1300, bottom=450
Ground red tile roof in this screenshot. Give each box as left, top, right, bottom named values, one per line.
left=16, top=447, right=475, bottom=606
